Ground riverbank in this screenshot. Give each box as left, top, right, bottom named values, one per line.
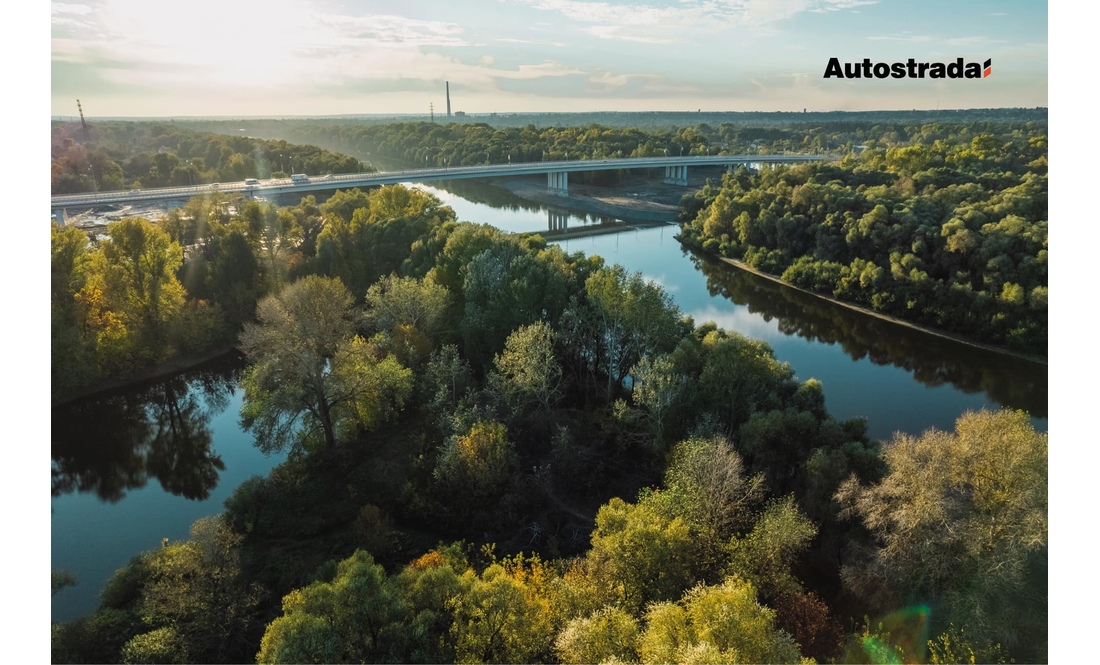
left=52, top=343, right=240, bottom=406
left=681, top=239, right=1047, bottom=366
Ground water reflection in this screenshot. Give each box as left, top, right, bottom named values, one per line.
left=690, top=251, right=1048, bottom=417
left=52, top=358, right=239, bottom=502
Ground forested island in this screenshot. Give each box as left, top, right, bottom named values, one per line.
left=50, top=123, right=370, bottom=194
left=52, top=177, right=1046, bottom=663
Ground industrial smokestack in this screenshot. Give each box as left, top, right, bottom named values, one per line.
left=446, top=81, right=451, bottom=117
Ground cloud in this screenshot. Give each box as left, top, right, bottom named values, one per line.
left=52, top=0, right=586, bottom=98
left=867, top=33, right=1002, bottom=47
left=51, top=2, right=93, bottom=16
left=512, top=0, right=881, bottom=43
left=496, top=37, right=569, bottom=47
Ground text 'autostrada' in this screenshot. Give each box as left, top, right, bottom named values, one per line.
left=824, top=57, right=992, bottom=79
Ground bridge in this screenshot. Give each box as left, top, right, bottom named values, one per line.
left=51, top=154, right=833, bottom=220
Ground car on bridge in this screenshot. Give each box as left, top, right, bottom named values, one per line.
left=290, top=173, right=309, bottom=183
left=245, top=178, right=259, bottom=186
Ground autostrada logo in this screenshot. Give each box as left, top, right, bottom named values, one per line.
left=824, top=57, right=992, bottom=79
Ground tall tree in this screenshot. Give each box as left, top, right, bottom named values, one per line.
left=837, top=409, right=1047, bottom=659
left=238, top=275, right=412, bottom=452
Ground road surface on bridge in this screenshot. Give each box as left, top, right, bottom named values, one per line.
left=51, top=154, right=834, bottom=210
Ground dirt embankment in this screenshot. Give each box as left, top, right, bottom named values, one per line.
left=684, top=241, right=1048, bottom=366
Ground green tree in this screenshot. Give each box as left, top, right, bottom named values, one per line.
left=554, top=606, right=640, bottom=665
left=120, top=627, right=190, bottom=664
left=98, top=217, right=188, bottom=355
left=660, top=435, right=765, bottom=562
left=137, top=516, right=260, bottom=663
left=727, top=496, right=817, bottom=597
left=434, top=420, right=519, bottom=498
left=584, top=266, right=686, bottom=398
left=630, top=352, right=693, bottom=446
left=491, top=322, right=562, bottom=415
left=257, top=550, right=407, bottom=664
left=639, top=578, right=803, bottom=665
left=239, top=275, right=413, bottom=452
left=450, top=563, right=555, bottom=664
left=837, top=409, right=1047, bottom=658
left=586, top=496, right=696, bottom=614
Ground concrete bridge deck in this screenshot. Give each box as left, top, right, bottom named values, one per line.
left=51, top=154, right=833, bottom=215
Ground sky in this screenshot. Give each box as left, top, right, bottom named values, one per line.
left=50, top=0, right=1048, bottom=117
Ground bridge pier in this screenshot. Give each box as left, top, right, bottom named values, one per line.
left=548, top=210, right=569, bottom=232
left=663, top=165, right=688, bottom=186
left=52, top=208, right=66, bottom=224
left=547, top=171, right=569, bottom=197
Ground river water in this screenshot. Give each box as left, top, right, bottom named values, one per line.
left=51, top=177, right=1047, bottom=623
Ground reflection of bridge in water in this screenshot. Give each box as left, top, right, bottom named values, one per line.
left=534, top=207, right=674, bottom=241
left=548, top=210, right=571, bottom=232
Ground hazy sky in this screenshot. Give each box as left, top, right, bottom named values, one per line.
left=50, top=0, right=1048, bottom=117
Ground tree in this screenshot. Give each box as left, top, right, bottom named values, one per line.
left=584, top=266, right=685, bottom=398
left=630, top=353, right=690, bottom=445
left=204, top=227, right=262, bottom=329
left=137, top=516, right=261, bottom=663
left=450, top=562, right=555, bottom=664
left=554, top=606, right=640, bottom=664
left=491, top=322, right=562, bottom=415
left=639, top=578, right=803, bottom=665
left=120, top=627, right=190, bottom=664
left=365, top=274, right=453, bottom=367
left=836, top=409, right=1047, bottom=658
left=434, top=420, right=518, bottom=498
left=586, top=497, right=697, bottom=614
left=660, top=435, right=765, bottom=561
left=257, top=550, right=407, bottom=664
left=698, top=330, right=793, bottom=430
left=461, top=245, right=569, bottom=368
left=727, top=496, right=817, bottom=597
left=239, top=275, right=413, bottom=453
left=98, top=218, right=187, bottom=351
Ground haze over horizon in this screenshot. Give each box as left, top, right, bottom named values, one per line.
left=52, top=0, right=1047, bottom=118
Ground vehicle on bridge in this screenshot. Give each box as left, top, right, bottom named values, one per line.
left=290, top=173, right=309, bottom=183
left=245, top=178, right=259, bottom=186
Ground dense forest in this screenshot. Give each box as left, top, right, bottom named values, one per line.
left=52, top=178, right=1047, bottom=663
left=677, top=130, right=1047, bottom=355
left=171, top=115, right=1045, bottom=172
left=50, top=122, right=370, bottom=195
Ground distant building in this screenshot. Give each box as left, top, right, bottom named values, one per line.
left=455, top=111, right=466, bottom=117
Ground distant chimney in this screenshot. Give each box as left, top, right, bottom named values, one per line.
left=446, top=82, right=451, bottom=117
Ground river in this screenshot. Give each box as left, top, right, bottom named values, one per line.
left=51, top=177, right=1047, bottom=623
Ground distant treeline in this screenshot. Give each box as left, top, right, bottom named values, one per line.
left=174, top=107, right=1046, bottom=131
left=679, top=130, right=1047, bottom=354
left=50, top=123, right=371, bottom=195
left=172, top=116, right=1047, bottom=175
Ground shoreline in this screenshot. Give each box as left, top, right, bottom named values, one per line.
left=53, top=344, right=240, bottom=406
left=681, top=240, right=1047, bottom=367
